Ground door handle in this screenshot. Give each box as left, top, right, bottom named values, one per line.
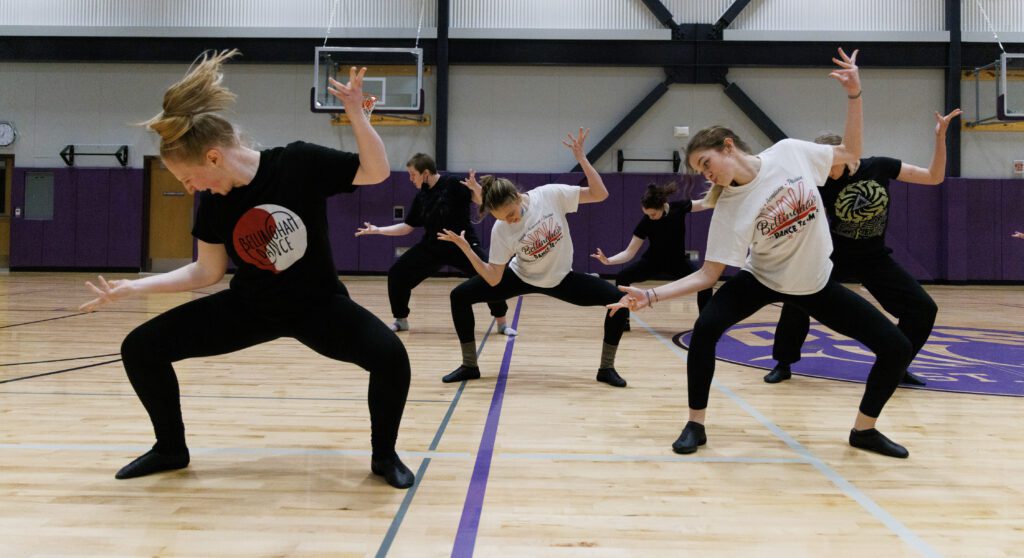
left=162, top=191, right=186, bottom=197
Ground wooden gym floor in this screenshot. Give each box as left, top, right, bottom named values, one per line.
left=0, top=272, right=1021, bottom=557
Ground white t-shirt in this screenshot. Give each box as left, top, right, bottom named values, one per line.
left=488, top=183, right=580, bottom=288
left=704, top=139, right=834, bottom=295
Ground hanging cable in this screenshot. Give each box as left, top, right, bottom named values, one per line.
left=973, top=0, right=1005, bottom=53
left=414, top=0, right=426, bottom=49
left=323, top=0, right=341, bottom=47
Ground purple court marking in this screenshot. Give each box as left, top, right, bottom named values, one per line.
left=675, top=324, right=1024, bottom=397
left=451, top=297, right=524, bottom=558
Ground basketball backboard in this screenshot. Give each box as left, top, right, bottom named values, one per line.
left=311, top=47, right=424, bottom=115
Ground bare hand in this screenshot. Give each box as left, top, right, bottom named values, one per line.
left=437, top=228, right=469, bottom=249
left=606, top=285, right=649, bottom=315
left=590, top=248, right=610, bottom=265
left=561, top=127, right=590, bottom=163
left=935, top=108, right=962, bottom=135
left=829, top=48, right=861, bottom=97
left=327, top=66, right=370, bottom=115
left=1013, top=231, right=1024, bottom=240
left=460, top=169, right=481, bottom=192
left=355, top=221, right=379, bottom=237
left=79, top=275, right=133, bottom=312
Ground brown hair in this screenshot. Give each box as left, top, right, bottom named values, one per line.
left=641, top=182, right=678, bottom=209
left=814, top=131, right=843, bottom=146
left=406, top=153, right=438, bottom=174
left=141, top=49, right=241, bottom=163
left=478, top=175, right=521, bottom=218
left=684, top=125, right=752, bottom=172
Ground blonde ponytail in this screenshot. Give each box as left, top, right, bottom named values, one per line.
left=141, top=49, right=241, bottom=162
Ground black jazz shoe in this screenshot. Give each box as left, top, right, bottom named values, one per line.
left=115, top=448, right=190, bottom=479
left=671, top=421, right=707, bottom=454
left=442, top=365, right=481, bottom=383
left=849, top=428, right=909, bottom=458
left=596, top=367, right=627, bottom=388
left=371, top=455, right=415, bottom=489
left=763, top=363, right=792, bottom=384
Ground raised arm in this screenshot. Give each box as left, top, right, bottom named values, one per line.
left=328, top=66, right=390, bottom=185
left=690, top=198, right=713, bottom=213
left=591, top=236, right=644, bottom=266
left=461, top=169, right=483, bottom=206
left=607, top=260, right=725, bottom=314
left=80, top=240, right=229, bottom=311
left=565, top=128, right=608, bottom=204
left=896, top=108, right=963, bottom=185
left=437, top=229, right=506, bottom=286
left=355, top=222, right=414, bottom=237
left=829, top=48, right=863, bottom=168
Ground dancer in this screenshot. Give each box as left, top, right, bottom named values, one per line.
left=591, top=182, right=713, bottom=331
left=438, top=128, right=630, bottom=387
left=611, top=49, right=914, bottom=458
left=80, top=50, right=415, bottom=488
left=355, top=153, right=515, bottom=335
left=764, top=108, right=962, bottom=386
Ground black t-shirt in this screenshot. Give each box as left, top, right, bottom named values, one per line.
left=632, top=200, right=692, bottom=262
left=192, top=141, right=360, bottom=310
left=404, top=174, right=480, bottom=245
left=819, top=156, right=902, bottom=259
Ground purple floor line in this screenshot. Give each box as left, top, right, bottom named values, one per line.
left=451, top=296, right=524, bottom=558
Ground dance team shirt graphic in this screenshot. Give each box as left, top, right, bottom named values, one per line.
left=517, top=215, right=563, bottom=262
left=675, top=324, right=1024, bottom=397
left=755, top=178, right=819, bottom=242
left=232, top=204, right=308, bottom=273
left=833, top=179, right=889, bottom=240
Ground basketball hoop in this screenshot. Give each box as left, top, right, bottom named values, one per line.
left=362, top=95, right=378, bottom=119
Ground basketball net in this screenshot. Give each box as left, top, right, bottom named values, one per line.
left=362, top=95, right=378, bottom=119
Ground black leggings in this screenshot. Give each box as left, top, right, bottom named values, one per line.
left=120, top=288, right=410, bottom=460
left=773, top=253, right=937, bottom=366
left=388, top=241, right=508, bottom=320
left=450, top=269, right=628, bottom=346
left=616, top=256, right=713, bottom=312
left=688, top=271, right=911, bottom=417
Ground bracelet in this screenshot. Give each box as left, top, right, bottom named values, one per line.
left=645, top=289, right=655, bottom=308
left=847, top=90, right=862, bottom=99
left=652, top=289, right=660, bottom=303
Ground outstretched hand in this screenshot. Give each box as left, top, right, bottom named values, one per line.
left=829, top=47, right=861, bottom=97
left=590, top=248, right=610, bottom=265
left=1013, top=231, right=1024, bottom=240
left=355, top=221, right=379, bottom=236
left=327, top=66, right=370, bottom=114
left=935, top=108, right=962, bottom=135
left=460, top=169, right=481, bottom=192
left=437, top=228, right=470, bottom=249
left=562, top=127, right=590, bottom=163
left=605, top=285, right=650, bottom=316
left=80, top=275, right=134, bottom=312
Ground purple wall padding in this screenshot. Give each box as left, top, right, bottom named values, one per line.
left=74, top=169, right=111, bottom=267
left=1000, top=179, right=1024, bottom=280
left=6, top=165, right=1023, bottom=282
left=107, top=169, right=144, bottom=268
left=355, top=175, right=396, bottom=272
left=326, top=183, right=361, bottom=272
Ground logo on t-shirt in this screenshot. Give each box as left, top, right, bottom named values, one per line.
left=755, top=178, right=819, bottom=240
left=232, top=204, right=308, bottom=273
left=518, top=215, right=563, bottom=261
left=833, top=180, right=888, bottom=239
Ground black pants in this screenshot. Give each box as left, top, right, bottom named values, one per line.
left=450, top=268, right=628, bottom=346
left=688, top=271, right=911, bottom=417
left=616, top=256, right=713, bottom=312
left=120, top=287, right=410, bottom=460
left=388, top=241, right=508, bottom=320
left=772, top=253, right=937, bottom=366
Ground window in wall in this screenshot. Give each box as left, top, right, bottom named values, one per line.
left=24, top=172, right=54, bottom=221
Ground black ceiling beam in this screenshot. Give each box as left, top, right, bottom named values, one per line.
left=722, top=79, right=788, bottom=143
left=570, top=78, right=673, bottom=172
left=435, top=0, right=450, bottom=169
left=1, top=36, right=1017, bottom=70
left=945, top=0, right=962, bottom=178
left=638, top=0, right=683, bottom=40
left=711, top=0, right=754, bottom=40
